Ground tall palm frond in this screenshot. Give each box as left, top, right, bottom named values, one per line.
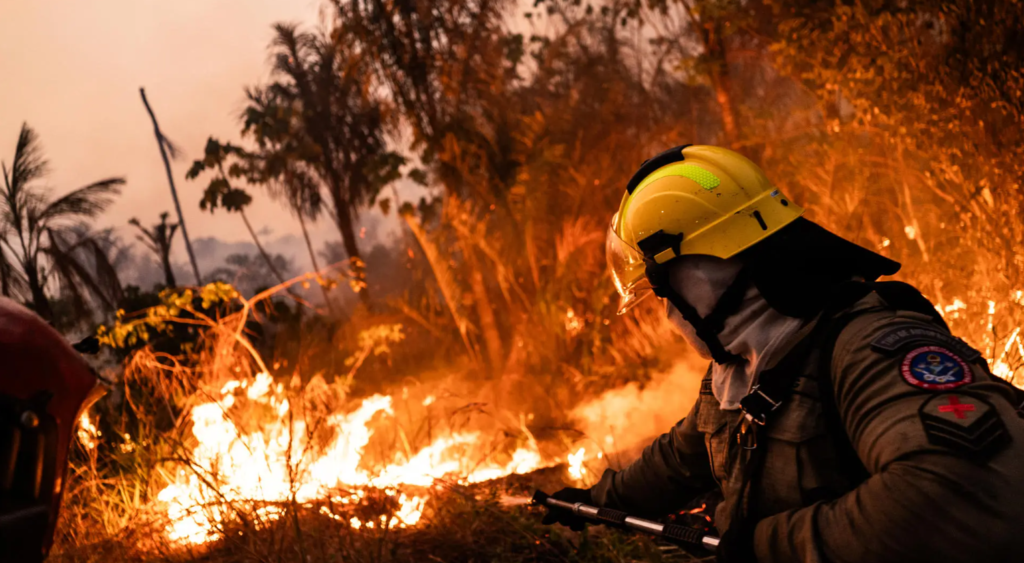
left=2, top=124, right=49, bottom=196
left=43, top=229, right=123, bottom=317
left=0, top=236, right=28, bottom=299
left=1, top=123, right=124, bottom=322
left=40, top=178, right=123, bottom=223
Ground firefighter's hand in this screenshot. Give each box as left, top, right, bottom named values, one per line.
left=540, top=487, right=592, bottom=531
left=716, top=523, right=756, bottom=563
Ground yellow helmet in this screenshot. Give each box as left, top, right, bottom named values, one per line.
left=608, top=145, right=804, bottom=313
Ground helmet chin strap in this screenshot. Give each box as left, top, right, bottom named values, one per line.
left=648, top=263, right=751, bottom=365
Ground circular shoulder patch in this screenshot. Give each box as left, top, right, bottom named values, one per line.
left=900, top=346, right=973, bottom=390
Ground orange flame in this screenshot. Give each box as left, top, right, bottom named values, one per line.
left=157, top=372, right=545, bottom=544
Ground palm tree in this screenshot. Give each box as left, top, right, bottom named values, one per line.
left=334, top=0, right=512, bottom=372
left=129, top=212, right=179, bottom=288
left=0, top=123, right=124, bottom=321
left=233, top=89, right=335, bottom=311
left=243, top=23, right=405, bottom=306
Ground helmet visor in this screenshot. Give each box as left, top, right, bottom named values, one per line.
left=606, top=217, right=653, bottom=314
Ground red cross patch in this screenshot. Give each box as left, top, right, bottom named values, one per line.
left=919, top=393, right=1008, bottom=459
left=937, top=395, right=975, bottom=419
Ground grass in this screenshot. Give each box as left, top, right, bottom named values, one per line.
left=52, top=465, right=708, bottom=563
left=51, top=287, right=694, bottom=562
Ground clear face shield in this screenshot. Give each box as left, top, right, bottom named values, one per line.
left=606, top=214, right=653, bottom=314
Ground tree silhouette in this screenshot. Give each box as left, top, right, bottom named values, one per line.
left=242, top=23, right=405, bottom=306
left=186, top=138, right=291, bottom=292
left=140, top=88, right=202, bottom=285
left=0, top=123, right=124, bottom=321
left=129, top=212, right=179, bottom=288
left=333, top=1, right=515, bottom=371
left=235, top=87, right=336, bottom=311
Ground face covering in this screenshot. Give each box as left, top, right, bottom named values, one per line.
left=665, top=256, right=807, bottom=410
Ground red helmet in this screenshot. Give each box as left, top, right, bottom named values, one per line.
left=0, top=298, right=101, bottom=561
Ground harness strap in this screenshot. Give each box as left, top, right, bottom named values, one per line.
left=730, top=281, right=874, bottom=536
left=814, top=312, right=871, bottom=485
left=738, top=282, right=873, bottom=426
left=732, top=280, right=963, bottom=536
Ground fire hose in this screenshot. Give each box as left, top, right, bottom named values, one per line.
left=532, top=490, right=720, bottom=552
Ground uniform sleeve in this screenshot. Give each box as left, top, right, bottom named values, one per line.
left=753, top=313, right=1024, bottom=563
left=590, top=396, right=716, bottom=518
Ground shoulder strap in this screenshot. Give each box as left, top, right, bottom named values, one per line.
left=815, top=312, right=871, bottom=486
left=738, top=281, right=873, bottom=426
left=731, top=281, right=874, bottom=533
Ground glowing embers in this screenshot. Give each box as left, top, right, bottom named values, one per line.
left=156, top=373, right=545, bottom=545
left=564, top=308, right=584, bottom=336
left=77, top=412, right=100, bottom=450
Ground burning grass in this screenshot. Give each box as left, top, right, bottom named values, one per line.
left=56, top=468, right=699, bottom=563
left=53, top=277, right=690, bottom=562
left=52, top=265, right=1023, bottom=562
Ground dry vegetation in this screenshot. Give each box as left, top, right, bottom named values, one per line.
left=42, top=0, right=1024, bottom=561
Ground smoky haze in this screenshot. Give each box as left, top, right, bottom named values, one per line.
left=0, top=0, right=349, bottom=266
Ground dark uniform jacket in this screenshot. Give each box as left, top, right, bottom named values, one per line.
left=591, top=291, right=1024, bottom=562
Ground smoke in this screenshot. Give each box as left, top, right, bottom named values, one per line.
left=569, top=352, right=707, bottom=463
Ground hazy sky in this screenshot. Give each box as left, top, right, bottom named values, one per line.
left=0, top=0, right=356, bottom=264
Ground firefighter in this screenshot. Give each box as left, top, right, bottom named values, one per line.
left=0, top=298, right=102, bottom=562
left=542, top=145, right=1024, bottom=562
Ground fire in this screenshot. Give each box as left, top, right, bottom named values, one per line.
left=936, top=292, right=1024, bottom=388
left=940, top=299, right=967, bottom=319
left=565, top=308, right=583, bottom=336
left=77, top=411, right=100, bottom=450
left=567, top=447, right=587, bottom=480
left=147, top=287, right=1023, bottom=547
left=991, top=326, right=1024, bottom=381
left=156, top=372, right=546, bottom=545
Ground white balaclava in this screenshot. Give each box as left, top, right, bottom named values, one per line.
left=665, top=256, right=806, bottom=410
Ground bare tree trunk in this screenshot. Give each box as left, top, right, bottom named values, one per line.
left=679, top=4, right=739, bottom=147
left=161, top=252, right=177, bottom=288
left=464, top=244, right=503, bottom=375
left=711, top=71, right=739, bottom=147
left=296, top=209, right=335, bottom=314
left=239, top=210, right=289, bottom=288
left=140, top=88, right=202, bottom=285
left=333, top=202, right=371, bottom=306
left=214, top=165, right=296, bottom=297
